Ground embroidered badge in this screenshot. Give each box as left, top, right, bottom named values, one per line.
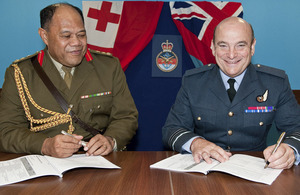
left=81, top=91, right=112, bottom=99
left=156, top=40, right=178, bottom=72
left=256, top=90, right=268, bottom=103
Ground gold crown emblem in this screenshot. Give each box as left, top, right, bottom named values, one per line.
left=161, top=40, right=173, bottom=52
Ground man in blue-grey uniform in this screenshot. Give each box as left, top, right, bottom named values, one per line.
left=162, top=16, right=300, bottom=169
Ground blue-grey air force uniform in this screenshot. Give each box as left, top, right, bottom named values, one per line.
left=162, top=63, right=300, bottom=160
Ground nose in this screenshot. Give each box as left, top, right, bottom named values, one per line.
left=227, top=47, right=237, bottom=59
left=69, top=36, right=82, bottom=46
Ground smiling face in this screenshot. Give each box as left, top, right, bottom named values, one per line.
left=212, top=17, right=256, bottom=78
left=39, top=5, right=87, bottom=67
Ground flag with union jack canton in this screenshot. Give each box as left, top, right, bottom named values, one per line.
left=170, top=1, right=243, bottom=67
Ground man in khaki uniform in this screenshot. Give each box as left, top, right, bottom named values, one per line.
left=0, top=3, right=138, bottom=158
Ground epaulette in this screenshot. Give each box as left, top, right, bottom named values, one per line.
left=89, top=49, right=113, bottom=57
left=12, top=51, right=40, bottom=64
left=253, top=64, right=286, bottom=79
left=184, top=63, right=215, bottom=77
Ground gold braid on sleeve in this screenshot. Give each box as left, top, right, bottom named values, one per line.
left=12, top=64, right=74, bottom=134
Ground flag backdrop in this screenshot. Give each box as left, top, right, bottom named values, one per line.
left=82, top=2, right=244, bottom=151
left=82, top=1, right=163, bottom=70
left=170, top=1, right=243, bottom=67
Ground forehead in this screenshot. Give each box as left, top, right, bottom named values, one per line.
left=215, top=19, right=252, bottom=43
left=49, top=6, right=84, bottom=30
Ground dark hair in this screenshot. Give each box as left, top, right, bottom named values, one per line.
left=40, top=3, right=84, bottom=31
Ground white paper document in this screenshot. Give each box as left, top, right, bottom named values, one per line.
left=150, top=153, right=283, bottom=185
left=0, top=154, right=120, bottom=186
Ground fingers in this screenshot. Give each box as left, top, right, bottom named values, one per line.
left=263, top=145, right=275, bottom=161
left=191, top=138, right=232, bottom=164
left=202, top=152, right=213, bottom=164
left=85, top=134, right=114, bottom=156
left=264, top=143, right=295, bottom=169
left=41, top=135, right=82, bottom=158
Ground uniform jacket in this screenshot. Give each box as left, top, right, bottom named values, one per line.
left=0, top=49, right=138, bottom=154
left=162, top=63, right=300, bottom=154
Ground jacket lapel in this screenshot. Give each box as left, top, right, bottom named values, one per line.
left=41, top=50, right=94, bottom=102
left=69, top=58, right=95, bottom=99
left=231, top=64, right=259, bottom=107
left=42, top=51, right=69, bottom=97
left=208, top=66, right=231, bottom=107
left=208, top=64, right=262, bottom=108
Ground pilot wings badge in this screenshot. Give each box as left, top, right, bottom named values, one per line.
left=156, top=40, right=178, bottom=72
left=257, top=90, right=268, bottom=103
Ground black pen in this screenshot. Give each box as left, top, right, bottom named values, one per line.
left=264, top=132, right=286, bottom=169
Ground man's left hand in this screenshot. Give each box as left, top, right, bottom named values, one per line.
left=263, top=143, right=295, bottom=169
left=84, top=134, right=115, bottom=156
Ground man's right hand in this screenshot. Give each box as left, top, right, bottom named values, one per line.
left=190, top=138, right=232, bottom=164
left=41, top=134, right=83, bottom=158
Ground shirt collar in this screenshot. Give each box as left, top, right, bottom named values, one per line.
left=47, top=51, right=75, bottom=77
left=219, top=68, right=247, bottom=91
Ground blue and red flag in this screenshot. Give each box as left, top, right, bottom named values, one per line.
left=82, top=1, right=163, bottom=70
left=170, top=1, right=243, bottom=67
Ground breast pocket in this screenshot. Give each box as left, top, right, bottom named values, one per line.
left=244, top=108, right=275, bottom=128
left=79, top=95, right=113, bottom=123
left=192, top=106, right=217, bottom=135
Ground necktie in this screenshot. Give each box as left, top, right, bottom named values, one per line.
left=62, top=66, right=72, bottom=88
left=227, top=78, right=236, bottom=102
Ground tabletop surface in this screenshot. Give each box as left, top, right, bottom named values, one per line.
left=0, top=151, right=299, bottom=195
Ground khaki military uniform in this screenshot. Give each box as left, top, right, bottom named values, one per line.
left=0, top=49, right=138, bottom=154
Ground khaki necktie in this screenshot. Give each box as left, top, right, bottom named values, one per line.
left=227, top=78, right=236, bottom=102
left=62, top=66, right=72, bottom=88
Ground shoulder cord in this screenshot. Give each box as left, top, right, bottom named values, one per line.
left=12, top=64, right=74, bottom=134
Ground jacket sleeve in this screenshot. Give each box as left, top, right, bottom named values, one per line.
left=274, top=74, right=300, bottom=164
left=162, top=76, right=199, bottom=152
left=0, top=65, right=48, bottom=154
left=103, top=58, right=138, bottom=150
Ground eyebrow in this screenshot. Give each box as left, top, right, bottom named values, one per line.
left=236, top=41, right=248, bottom=45
left=217, top=41, right=226, bottom=45
left=60, top=29, right=86, bottom=34
left=216, top=41, right=249, bottom=45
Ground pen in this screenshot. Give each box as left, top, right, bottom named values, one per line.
left=264, top=132, right=286, bottom=169
left=61, top=130, right=87, bottom=147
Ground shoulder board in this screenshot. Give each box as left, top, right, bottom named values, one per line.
left=88, top=49, right=113, bottom=57
left=184, top=63, right=215, bottom=77
left=253, top=64, right=286, bottom=78
left=12, top=51, right=40, bottom=64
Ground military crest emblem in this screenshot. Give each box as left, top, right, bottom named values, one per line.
left=156, top=40, right=178, bottom=72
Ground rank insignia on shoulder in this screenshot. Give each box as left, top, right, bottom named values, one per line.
left=13, top=51, right=40, bottom=64
left=89, top=48, right=112, bottom=56
left=256, top=90, right=268, bottom=103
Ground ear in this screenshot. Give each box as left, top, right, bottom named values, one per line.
left=251, top=38, right=256, bottom=56
left=38, top=28, right=49, bottom=46
left=211, top=40, right=216, bottom=56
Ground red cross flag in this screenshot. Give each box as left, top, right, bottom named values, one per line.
left=82, top=1, right=163, bottom=70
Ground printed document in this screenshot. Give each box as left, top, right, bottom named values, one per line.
left=150, top=154, right=282, bottom=185
left=0, top=154, right=120, bottom=186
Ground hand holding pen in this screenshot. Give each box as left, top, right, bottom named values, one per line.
left=264, top=132, right=286, bottom=169
left=61, top=130, right=87, bottom=147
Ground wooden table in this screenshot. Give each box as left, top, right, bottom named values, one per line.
left=0, top=151, right=299, bottom=195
